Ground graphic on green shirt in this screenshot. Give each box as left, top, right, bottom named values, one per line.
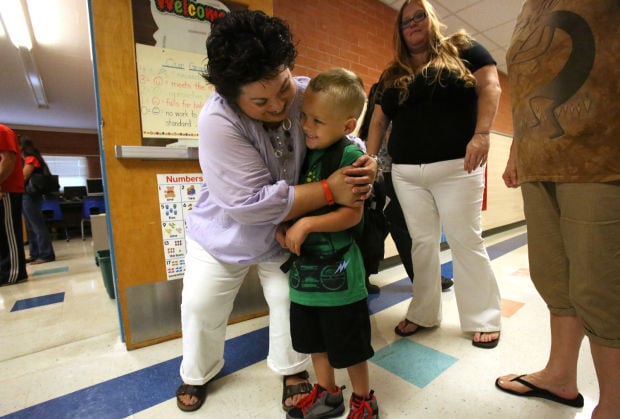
left=289, top=139, right=367, bottom=307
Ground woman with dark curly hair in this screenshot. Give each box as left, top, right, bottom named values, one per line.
left=175, top=10, right=377, bottom=413
left=366, top=0, right=502, bottom=348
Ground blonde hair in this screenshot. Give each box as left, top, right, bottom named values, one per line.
left=308, top=68, right=366, bottom=119
left=383, top=0, right=476, bottom=104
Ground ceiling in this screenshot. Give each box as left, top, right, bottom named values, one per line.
left=0, top=0, right=523, bottom=133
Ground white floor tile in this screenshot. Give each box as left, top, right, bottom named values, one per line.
left=0, top=226, right=599, bottom=418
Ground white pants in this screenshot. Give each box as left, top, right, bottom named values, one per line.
left=179, top=238, right=311, bottom=385
left=392, top=159, right=501, bottom=332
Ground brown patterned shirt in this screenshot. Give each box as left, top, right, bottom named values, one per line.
left=507, top=0, right=620, bottom=183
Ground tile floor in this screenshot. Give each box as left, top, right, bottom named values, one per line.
left=0, top=225, right=600, bottom=418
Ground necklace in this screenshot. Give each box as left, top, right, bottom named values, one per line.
left=264, top=118, right=293, bottom=159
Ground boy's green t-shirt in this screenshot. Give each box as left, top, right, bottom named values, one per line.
left=289, top=142, right=367, bottom=307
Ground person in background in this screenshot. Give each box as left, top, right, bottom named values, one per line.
left=280, top=68, right=378, bottom=419
left=0, top=124, right=28, bottom=286
left=176, top=11, right=377, bottom=413
left=19, top=137, right=56, bottom=264
left=496, top=1, right=619, bottom=416
left=359, top=82, right=454, bottom=292
left=365, top=0, right=502, bottom=348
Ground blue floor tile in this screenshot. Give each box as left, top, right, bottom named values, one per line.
left=31, top=266, right=69, bottom=276
left=487, top=233, right=527, bottom=260
left=11, top=292, right=65, bottom=312
left=3, top=327, right=269, bottom=418
left=372, top=339, right=457, bottom=388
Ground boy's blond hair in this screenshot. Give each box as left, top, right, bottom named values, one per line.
left=307, top=68, right=366, bottom=119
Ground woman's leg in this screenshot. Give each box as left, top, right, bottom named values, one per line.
left=590, top=341, right=620, bottom=418
left=23, top=194, right=55, bottom=261
left=497, top=313, right=583, bottom=399
left=22, top=194, right=39, bottom=259
left=258, top=255, right=311, bottom=375
left=179, top=238, right=249, bottom=386
left=384, top=171, right=414, bottom=280
left=432, top=160, right=501, bottom=333
left=559, top=182, right=620, bottom=416
left=392, top=164, right=442, bottom=328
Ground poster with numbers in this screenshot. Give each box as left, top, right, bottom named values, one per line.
left=157, top=173, right=204, bottom=280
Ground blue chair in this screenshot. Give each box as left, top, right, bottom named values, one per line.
left=41, top=197, right=70, bottom=241
left=81, top=197, right=106, bottom=240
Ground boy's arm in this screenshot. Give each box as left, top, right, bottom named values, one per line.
left=284, top=206, right=363, bottom=256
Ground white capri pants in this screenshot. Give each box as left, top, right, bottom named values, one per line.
left=392, top=159, right=501, bottom=332
left=180, top=237, right=311, bottom=386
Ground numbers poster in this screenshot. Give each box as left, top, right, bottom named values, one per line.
left=157, top=173, right=203, bottom=280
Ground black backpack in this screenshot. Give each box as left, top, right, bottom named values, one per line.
left=25, top=163, right=60, bottom=196
left=319, top=138, right=388, bottom=275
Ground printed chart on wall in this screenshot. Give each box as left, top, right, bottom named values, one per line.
left=136, top=44, right=214, bottom=139
left=157, top=173, right=203, bottom=280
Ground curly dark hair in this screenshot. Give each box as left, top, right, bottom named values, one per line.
left=203, top=10, right=297, bottom=104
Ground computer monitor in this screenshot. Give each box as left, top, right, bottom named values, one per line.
left=63, top=186, right=87, bottom=200
left=86, top=178, right=104, bottom=197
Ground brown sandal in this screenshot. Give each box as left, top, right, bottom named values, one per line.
left=176, top=383, right=207, bottom=412
left=394, top=319, right=425, bottom=337
left=282, top=370, right=312, bottom=411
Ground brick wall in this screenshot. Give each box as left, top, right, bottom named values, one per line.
left=275, top=0, right=396, bottom=90
left=274, top=0, right=513, bottom=136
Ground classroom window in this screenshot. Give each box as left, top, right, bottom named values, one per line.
left=43, top=155, right=88, bottom=188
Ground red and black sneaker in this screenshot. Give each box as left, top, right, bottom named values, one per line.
left=286, top=384, right=345, bottom=419
left=348, top=390, right=378, bottom=419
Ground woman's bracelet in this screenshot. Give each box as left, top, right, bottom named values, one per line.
left=368, top=154, right=381, bottom=165
left=474, top=131, right=490, bottom=135
left=320, top=179, right=335, bottom=206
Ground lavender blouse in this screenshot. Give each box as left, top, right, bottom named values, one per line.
left=185, top=77, right=310, bottom=264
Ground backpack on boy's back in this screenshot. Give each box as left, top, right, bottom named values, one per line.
left=319, top=138, right=389, bottom=277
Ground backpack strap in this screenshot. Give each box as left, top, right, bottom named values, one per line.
left=319, top=137, right=352, bottom=180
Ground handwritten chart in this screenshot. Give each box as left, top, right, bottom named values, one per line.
left=136, top=44, right=214, bottom=139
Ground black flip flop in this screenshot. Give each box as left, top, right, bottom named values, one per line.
left=495, top=375, right=584, bottom=407
left=472, top=331, right=500, bottom=349
left=394, top=319, right=425, bottom=337
left=176, top=383, right=208, bottom=412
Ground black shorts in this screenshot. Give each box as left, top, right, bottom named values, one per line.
left=290, top=299, right=374, bottom=369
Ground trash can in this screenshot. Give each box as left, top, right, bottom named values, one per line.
left=95, top=249, right=115, bottom=299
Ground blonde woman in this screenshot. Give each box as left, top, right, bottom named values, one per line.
left=366, top=0, right=502, bottom=348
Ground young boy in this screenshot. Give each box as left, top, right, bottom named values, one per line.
left=279, top=68, right=378, bottom=419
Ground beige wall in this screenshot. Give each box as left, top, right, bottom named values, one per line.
left=484, top=132, right=523, bottom=231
